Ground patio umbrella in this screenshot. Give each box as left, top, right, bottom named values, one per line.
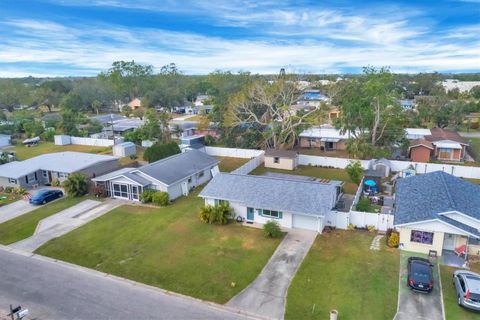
left=364, top=179, right=377, bottom=187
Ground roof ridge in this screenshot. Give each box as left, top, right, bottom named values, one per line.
left=439, top=172, right=456, bottom=211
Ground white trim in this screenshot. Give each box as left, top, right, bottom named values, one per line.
left=102, top=174, right=145, bottom=186
left=396, top=218, right=476, bottom=237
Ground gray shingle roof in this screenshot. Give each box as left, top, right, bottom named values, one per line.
left=137, top=150, right=218, bottom=185
left=0, top=152, right=119, bottom=179
left=438, top=215, right=480, bottom=237
left=199, top=173, right=338, bottom=216
left=394, top=171, right=480, bottom=227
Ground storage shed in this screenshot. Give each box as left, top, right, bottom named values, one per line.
left=113, top=142, right=136, bottom=157
left=264, top=149, right=298, bottom=171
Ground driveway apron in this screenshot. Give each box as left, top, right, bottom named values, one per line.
left=394, top=251, right=444, bottom=320
left=227, top=229, right=317, bottom=319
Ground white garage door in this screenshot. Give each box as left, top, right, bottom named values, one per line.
left=292, top=214, right=318, bottom=231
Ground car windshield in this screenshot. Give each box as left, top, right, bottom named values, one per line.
left=412, top=263, right=430, bottom=281
left=465, top=276, right=480, bottom=299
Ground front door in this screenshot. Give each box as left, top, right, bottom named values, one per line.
left=444, top=233, right=456, bottom=251
left=131, top=186, right=139, bottom=200
left=247, top=207, right=254, bottom=223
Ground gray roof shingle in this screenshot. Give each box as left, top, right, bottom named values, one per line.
left=199, top=173, right=338, bottom=216
left=394, top=171, right=480, bottom=228
left=137, top=150, right=218, bottom=185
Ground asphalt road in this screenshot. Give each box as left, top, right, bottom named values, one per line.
left=0, top=248, right=253, bottom=320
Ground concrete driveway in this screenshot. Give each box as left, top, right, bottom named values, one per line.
left=394, top=252, right=444, bottom=320
left=0, top=188, right=64, bottom=224
left=227, top=229, right=317, bottom=319
left=10, top=199, right=123, bottom=252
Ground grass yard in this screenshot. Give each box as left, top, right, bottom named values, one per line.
left=251, top=165, right=360, bottom=194
left=216, top=156, right=250, bottom=172
left=0, top=196, right=87, bottom=244
left=286, top=231, right=399, bottom=320
left=440, top=264, right=480, bottom=320
left=467, top=178, right=480, bottom=185
left=468, top=137, right=480, bottom=162
left=35, top=189, right=282, bottom=303
left=11, top=142, right=112, bottom=160
left=0, top=192, right=23, bottom=206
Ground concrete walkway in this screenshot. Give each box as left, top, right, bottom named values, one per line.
left=10, top=199, right=123, bottom=252
left=227, top=229, right=317, bottom=319
left=370, top=235, right=384, bottom=251
left=394, top=252, right=444, bottom=320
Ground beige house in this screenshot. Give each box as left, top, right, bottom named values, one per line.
left=264, top=149, right=298, bottom=171
left=127, top=98, right=142, bottom=110
left=394, top=171, right=480, bottom=263
left=299, top=126, right=352, bottom=151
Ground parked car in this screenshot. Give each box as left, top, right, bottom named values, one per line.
left=453, top=270, right=480, bottom=311
left=407, top=257, right=434, bottom=292
left=29, top=189, right=63, bottom=205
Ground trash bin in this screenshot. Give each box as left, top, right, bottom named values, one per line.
left=330, top=309, right=338, bottom=320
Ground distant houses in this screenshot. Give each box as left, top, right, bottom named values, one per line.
left=407, top=128, right=469, bottom=162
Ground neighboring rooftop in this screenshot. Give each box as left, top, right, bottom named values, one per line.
left=426, top=128, right=467, bottom=145
left=299, top=127, right=356, bottom=141
left=405, top=128, right=431, bottom=140
left=199, top=173, right=338, bottom=216
left=409, top=139, right=434, bottom=150
left=91, top=114, right=128, bottom=125
left=0, top=152, right=119, bottom=179
left=394, top=171, right=480, bottom=229
left=260, top=172, right=343, bottom=186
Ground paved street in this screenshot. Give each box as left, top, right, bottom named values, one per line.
left=227, top=229, right=317, bottom=319
left=10, top=199, right=122, bottom=252
left=0, top=248, right=253, bottom=320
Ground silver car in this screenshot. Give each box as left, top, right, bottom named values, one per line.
left=453, top=270, right=480, bottom=311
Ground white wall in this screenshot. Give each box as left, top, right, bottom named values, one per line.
left=205, top=146, right=264, bottom=158
left=231, top=154, right=265, bottom=175
left=54, top=135, right=118, bottom=147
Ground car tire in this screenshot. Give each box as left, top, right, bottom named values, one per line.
left=458, top=295, right=462, bottom=306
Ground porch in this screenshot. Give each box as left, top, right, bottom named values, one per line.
left=441, top=233, right=480, bottom=268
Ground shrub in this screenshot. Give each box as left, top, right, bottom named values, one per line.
left=263, top=220, right=282, bottom=238
left=4, top=186, right=13, bottom=193
left=346, top=160, right=363, bottom=185
left=140, top=189, right=157, bottom=203
left=152, top=191, right=169, bottom=206
left=198, top=204, right=233, bottom=225
left=367, top=225, right=376, bottom=233
left=93, top=185, right=108, bottom=198
left=204, top=135, right=216, bottom=146
left=14, top=187, right=27, bottom=195
left=143, top=141, right=181, bottom=163
left=388, top=231, right=400, bottom=248
left=347, top=223, right=355, bottom=231
left=355, top=197, right=371, bottom=212
left=63, top=173, right=89, bottom=197
left=51, top=179, right=61, bottom=187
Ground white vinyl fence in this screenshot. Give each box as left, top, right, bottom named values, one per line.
left=231, top=153, right=265, bottom=175
left=205, top=146, right=264, bottom=158
left=54, top=135, right=118, bottom=147
left=325, top=210, right=394, bottom=232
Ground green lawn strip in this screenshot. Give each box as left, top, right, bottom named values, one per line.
left=11, top=142, right=111, bottom=160
left=467, top=137, right=480, bottom=162
left=0, top=192, right=23, bottom=206
left=251, top=165, right=359, bottom=194
left=286, top=231, right=399, bottom=320
left=0, top=196, right=87, bottom=244
left=216, top=156, right=250, bottom=172
left=440, top=265, right=480, bottom=320
left=35, top=189, right=282, bottom=303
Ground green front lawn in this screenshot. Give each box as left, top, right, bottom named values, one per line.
left=286, top=231, right=399, bottom=320
left=441, top=265, right=480, bottom=320
left=0, top=196, right=87, bottom=244
left=216, top=156, right=250, bottom=172
left=35, top=189, right=282, bottom=303
left=468, top=137, right=480, bottom=162
left=11, top=142, right=111, bottom=160
left=0, top=192, right=23, bottom=206
left=251, top=165, right=360, bottom=194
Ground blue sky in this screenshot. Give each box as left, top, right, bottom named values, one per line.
left=0, top=0, right=479, bottom=77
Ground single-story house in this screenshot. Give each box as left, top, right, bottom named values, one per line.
left=93, top=150, right=219, bottom=201
left=127, top=98, right=142, bottom=110
left=299, top=127, right=354, bottom=151
left=405, top=128, right=431, bottom=140
left=264, top=149, right=298, bottom=171
left=0, top=152, right=119, bottom=189
left=408, top=139, right=434, bottom=163
left=199, top=173, right=341, bottom=232
left=394, top=171, right=480, bottom=258
left=0, top=134, right=11, bottom=148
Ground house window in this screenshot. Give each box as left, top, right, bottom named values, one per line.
left=259, top=209, right=283, bottom=219
left=8, top=178, right=17, bottom=184
left=438, top=148, right=453, bottom=160
left=410, top=230, right=434, bottom=245
left=57, top=172, right=69, bottom=178
left=188, top=177, right=192, bottom=183
left=26, top=173, right=37, bottom=184
left=273, top=157, right=280, bottom=164
left=42, top=170, right=48, bottom=178
left=214, top=199, right=229, bottom=206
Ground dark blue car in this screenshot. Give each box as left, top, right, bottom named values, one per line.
left=29, top=189, right=63, bottom=205
left=407, top=257, right=434, bottom=293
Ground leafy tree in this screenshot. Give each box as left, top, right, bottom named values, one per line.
left=60, top=92, right=85, bottom=112
left=346, top=161, right=364, bottom=185
left=143, top=141, right=180, bottom=163
left=63, top=173, right=89, bottom=197
left=471, top=86, right=480, bottom=100
left=124, top=129, right=146, bottom=144
left=59, top=109, right=80, bottom=136
left=0, top=79, right=31, bottom=111
left=23, top=120, right=44, bottom=138
left=142, top=109, right=161, bottom=140
left=0, top=110, right=6, bottom=121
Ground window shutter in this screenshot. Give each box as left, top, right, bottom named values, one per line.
left=25, top=175, right=28, bottom=184
left=279, top=212, right=283, bottom=219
